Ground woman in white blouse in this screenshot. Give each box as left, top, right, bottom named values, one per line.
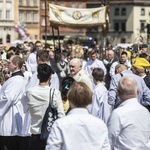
left=46, top=82, right=110, bottom=150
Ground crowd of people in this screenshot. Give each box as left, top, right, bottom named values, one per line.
left=0, top=39, right=150, bottom=150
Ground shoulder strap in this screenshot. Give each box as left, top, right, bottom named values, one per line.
left=48, top=88, right=55, bottom=107
left=120, top=72, right=123, bottom=77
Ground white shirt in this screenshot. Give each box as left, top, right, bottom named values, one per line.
left=46, top=108, right=110, bottom=150
left=85, top=59, right=106, bottom=76
left=84, top=59, right=106, bottom=88
left=23, top=71, right=32, bottom=83
left=26, top=85, right=65, bottom=134
left=0, top=75, right=30, bottom=136
left=107, top=98, right=150, bottom=150
left=89, top=83, right=112, bottom=124
left=109, top=61, right=119, bottom=77
left=26, top=51, right=37, bottom=73
left=25, top=71, right=60, bottom=90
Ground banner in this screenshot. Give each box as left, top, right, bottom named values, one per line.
left=49, top=3, right=107, bottom=28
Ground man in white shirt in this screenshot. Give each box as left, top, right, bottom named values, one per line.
left=0, top=55, right=30, bottom=150
left=69, top=58, right=92, bottom=90
left=84, top=49, right=106, bottom=89
left=26, top=50, right=60, bottom=90
left=108, top=76, right=150, bottom=150
left=26, top=41, right=43, bottom=73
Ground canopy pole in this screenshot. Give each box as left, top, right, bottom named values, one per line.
left=52, top=26, right=55, bottom=50
left=57, top=27, right=61, bottom=53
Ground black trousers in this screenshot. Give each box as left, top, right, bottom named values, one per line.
left=0, top=136, right=30, bottom=150
left=28, top=134, right=46, bottom=150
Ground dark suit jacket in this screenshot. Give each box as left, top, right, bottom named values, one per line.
left=144, top=76, right=150, bottom=89
left=143, top=75, right=150, bottom=112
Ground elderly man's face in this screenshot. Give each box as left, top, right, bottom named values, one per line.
left=69, top=60, right=81, bottom=76
left=108, top=50, right=114, bottom=60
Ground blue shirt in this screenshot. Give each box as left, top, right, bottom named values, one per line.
left=108, top=70, right=150, bottom=107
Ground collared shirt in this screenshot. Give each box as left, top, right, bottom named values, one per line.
left=89, top=83, right=112, bottom=124
left=108, top=70, right=150, bottom=107
left=107, top=98, right=150, bottom=150
left=46, top=108, right=110, bottom=150
left=11, top=70, right=24, bottom=77
left=72, top=69, right=93, bottom=90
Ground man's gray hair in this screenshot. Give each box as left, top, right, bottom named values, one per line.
left=70, top=58, right=82, bottom=67
left=118, top=76, right=138, bottom=95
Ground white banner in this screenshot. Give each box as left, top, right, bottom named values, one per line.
left=49, top=3, right=107, bottom=28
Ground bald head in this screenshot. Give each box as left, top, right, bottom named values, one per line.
left=108, top=50, right=115, bottom=60
left=69, top=58, right=82, bottom=76
left=118, top=76, right=138, bottom=101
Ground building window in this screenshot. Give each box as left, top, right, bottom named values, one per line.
left=121, top=22, right=126, bottom=32
left=19, top=11, right=24, bottom=22
left=41, top=1, right=45, bottom=9
left=141, top=8, right=145, bottom=16
left=114, top=20, right=126, bottom=32
left=6, top=34, right=11, bottom=43
left=35, top=35, right=38, bottom=39
left=41, top=18, right=45, bottom=26
left=140, top=21, right=145, bottom=32
left=121, top=8, right=126, bottom=16
left=147, top=24, right=150, bottom=35
left=26, top=0, right=30, bottom=6
left=72, top=3, right=76, bottom=8
left=6, top=10, right=10, bottom=20
left=19, top=0, right=23, bottom=6
left=78, top=3, right=82, bottom=8
left=26, top=12, right=31, bottom=22
left=0, top=10, right=2, bottom=20
left=114, top=22, right=119, bottom=31
left=0, top=38, right=2, bottom=43
left=33, top=11, right=38, bottom=22
left=33, top=0, right=37, bottom=6
left=115, top=8, right=119, bottom=16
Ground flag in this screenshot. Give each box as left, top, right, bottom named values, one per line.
left=49, top=3, right=107, bottom=28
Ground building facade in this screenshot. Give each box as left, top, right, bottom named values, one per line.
left=18, top=0, right=40, bottom=41
left=0, top=0, right=16, bottom=44
left=0, top=0, right=150, bottom=46
left=108, top=0, right=150, bottom=45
